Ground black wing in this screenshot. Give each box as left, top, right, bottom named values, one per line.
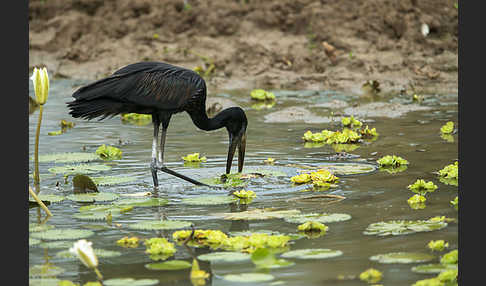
left=68, top=62, right=207, bottom=119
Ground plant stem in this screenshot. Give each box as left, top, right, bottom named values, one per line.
left=29, top=185, right=52, bottom=217
left=34, top=105, right=44, bottom=184
left=94, top=267, right=103, bottom=280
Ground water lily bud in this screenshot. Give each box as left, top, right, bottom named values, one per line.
left=30, top=67, right=49, bottom=105
left=69, top=239, right=99, bottom=269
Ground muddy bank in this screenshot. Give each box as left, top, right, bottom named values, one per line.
left=29, top=0, right=458, bottom=94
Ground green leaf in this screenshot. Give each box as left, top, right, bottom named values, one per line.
left=36, top=152, right=99, bottom=163
left=29, top=265, right=65, bottom=278
left=29, top=223, right=55, bottom=233
left=281, top=248, right=343, bottom=259
left=370, top=252, right=435, bottom=264
left=56, top=248, right=121, bottom=260
left=96, top=144, right=122, bottom=160
left=197, top=251, right=251, bottom=263
left=440, top=121, right=454, bottom=134
left=411, top=263, right=458, bottom=274
left=182, top=195, right=237, bottom=205
left=363, top=219, right=448, bottom=236
left=251, top=248, right=295, bottom=269
left=145, top=260, right=192, bottom=270
left=67, top=192, right=119, bottom=203
left=114, top=197, right=169, bottom=207
left=127, top=220, right=192, bottom=230
left=91, top=175, right=138, bottom=186
left=29, top=238, right=41, bottom=247
left=284, top=213, right=351, bottom=224
left=103, top=278, right=159, bottom=286
left=223, top=273, right=275, bottom=283
left=48, top=164, right=111, bottom=175
left=30, top=228, right=95, bottom=240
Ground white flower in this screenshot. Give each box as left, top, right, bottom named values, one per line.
left=421, top=23, right=430, bottom=37
left=69, top=239, right=98, bottom=269
left=30, top=67, right=49, bottom=105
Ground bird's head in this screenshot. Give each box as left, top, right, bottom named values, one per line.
left=224, top=107, right=247, bottom=175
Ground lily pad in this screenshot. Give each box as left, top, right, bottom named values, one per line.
left=29, top=265, right=65, bottom=278
left=284, top=213, right=351, bottom=224
left=214, top=208, right=301, bottom=220
left=56, top=248, right=122, bottom=260
left=36, top=152, right=99, bottom=163
left=281, top=248, right=343, bottom=259
left=29, top=223, right=55, bottom=233
left=73, top=211, right=122, bottom=221
left=29, top=194, right=65, bottom=203
left=103, top=278, right=159, bottom=286
left=91, top=175, right=138, bottom=186
left=127, top=220, right=192, bottom=231
left=28, top=278, right=61, bottom=286
left=181, top=195, right=237, bottom=205
left=67, top=192, right=119, bottom=202
left=30, top=228, right=94, bottom=240
left=145, top=260, right=192, bottom=271
left=223, top=273, right=275, bottom=283
left=114, top=197, right=169, bottom=207
left=197, top=251, right=251, bottom=263
left=363, top=219, right=448, bottom=236
left=48, top=164, right=111, bottom=175
left=37, top=241, right=75, bottom=249
left=411, top=263, right=458, bottom=274
left=370, top=252, right=435, bottom=264
left=29, top=238, right=41, bottom=247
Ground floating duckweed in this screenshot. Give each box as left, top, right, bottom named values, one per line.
left=31, top=228, right=95, bottom=240
left=440, top=121, right=454, bottom=134
left=60, top=119, right=75, bottom=128
left=377, top=155, right=409, bottom=167
left=440, top=249, right=458, bottom=265
left=302, top=128, right=361, bottom=144
left=359, top=125, right=379, bottom=138
left=450, top=196, right=458, bottom=210
left=291, top=168, right=339, bottom=189
left=48, top=130, right=63, bottom=136
left=145, top=260, right=192, bottom=271
left=297, top=221, right=328, bottom=233
left=250, top=89, right=276, bottom=101
left=181, top=152, right=207, bottom=162
left=412, top=269, right=458, bottom=286
left=408, top=179, right=438, bottom=195
left=197, top=251, right=251, bottom=262
left=408, top=194, right=427, bottom=209
left=370, top=252, right=435, bottom=264
left=96, top=144, right=122, bottom=160
left=264, top=157, right=275, bottom=164
left=359, top=268, right=383, bottom=284
left=116, top=236, right=140, bottom=248
left=201, top=173, right=246, bottom=187
left=438, top=161, right=458, bottom=186
left=120, top=113, right=152, bottom=126
left=341, top=115, right=363, bottom=128
left=427, top=240, right=449, bottom=251
left=221, top=233, right=291, bottom=253
left=233, top=189, right=256, bottom=199
left=173, top=229, right=228, bottom=248
left=128, top=220, right=192, bottom=231
left=37, top=152, right=100, bottom=163
left=363, top=219, right=448, bottom=236
left=281, top=248, right=343, bottom=259
left=144, top=237, right=176, bottom=261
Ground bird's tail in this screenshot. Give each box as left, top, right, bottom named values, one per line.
left=67, top=98, right=124, bottom=120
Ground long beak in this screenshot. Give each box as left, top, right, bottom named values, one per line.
left=226, top=133, right=238, bottom=174
left=238, top=132, right=246, bottom=173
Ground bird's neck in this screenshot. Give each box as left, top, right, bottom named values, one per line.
left=189, top=108, right=227, bottom=131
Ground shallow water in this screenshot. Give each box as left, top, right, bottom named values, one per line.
left=29, top=79, right=458, bottom=286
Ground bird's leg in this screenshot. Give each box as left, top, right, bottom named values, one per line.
left=157, top=127, right=167, bottom=168
left=151, top=118, right=161, bottom=187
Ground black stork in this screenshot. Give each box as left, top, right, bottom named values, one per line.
left=67, top=61, right=247, bottom=187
